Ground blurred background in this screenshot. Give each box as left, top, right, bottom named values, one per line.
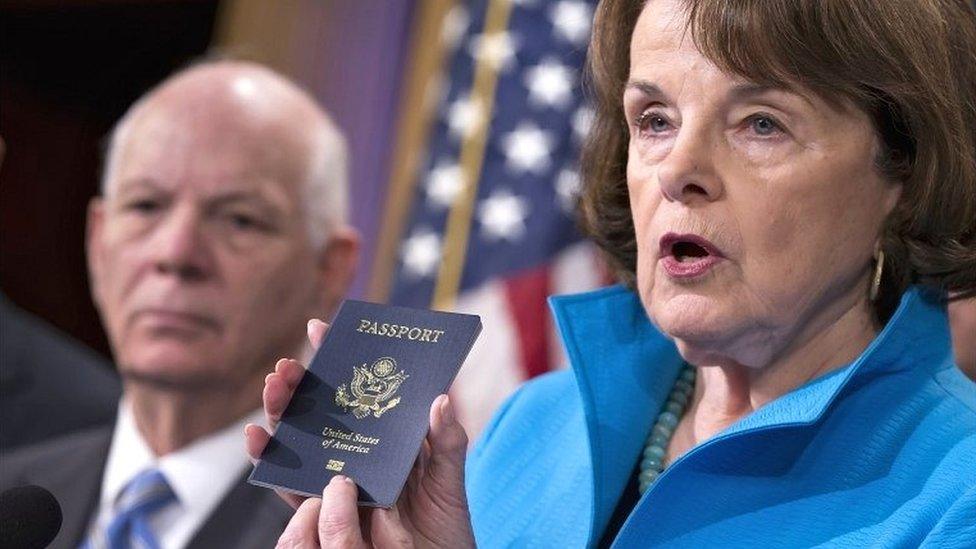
left=0, top=0, right=609, bottom=438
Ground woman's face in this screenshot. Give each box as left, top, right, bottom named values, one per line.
left=625, top=0, right=901, bottom=368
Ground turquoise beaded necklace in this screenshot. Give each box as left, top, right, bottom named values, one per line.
left=638, top=362, right=696, bottom=494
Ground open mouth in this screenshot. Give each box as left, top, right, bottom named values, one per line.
left=671, top=241, right=710, bottom=263
left=659, top=232, right=725, bottom=278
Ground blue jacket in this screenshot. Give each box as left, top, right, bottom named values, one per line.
left=466, top=286, right=976, bottom=548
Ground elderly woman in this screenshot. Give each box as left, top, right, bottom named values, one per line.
left=248, top=0, right=976, bottom=546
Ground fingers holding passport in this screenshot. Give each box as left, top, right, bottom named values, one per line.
left=245, top=319, right=332, bottom=509
left=246, top=319, right=331, bottom=459
left=274, top=396, right=474, bottom=548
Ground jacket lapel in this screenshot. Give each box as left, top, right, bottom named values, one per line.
left=187, top=474, right=292, bottom=549
left=34, top=427, right=112, bottom=549
left=550, top=286, right=683, bottom=545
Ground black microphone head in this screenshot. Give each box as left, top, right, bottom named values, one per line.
left=0, top=485, right=63, bottom=548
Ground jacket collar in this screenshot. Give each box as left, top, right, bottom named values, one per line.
left=548, top=285, right=951, bottom=545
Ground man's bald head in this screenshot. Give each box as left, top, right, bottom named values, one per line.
left=103, top=60, right=347, bottom=246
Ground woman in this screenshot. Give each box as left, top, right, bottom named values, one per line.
left=248, top=0, right=976, bottom=546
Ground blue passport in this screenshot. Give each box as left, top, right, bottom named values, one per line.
left=248, top=300, right=482, bottom=507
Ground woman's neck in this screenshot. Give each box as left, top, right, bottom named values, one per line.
left=667, top=293, right=879, bottom=462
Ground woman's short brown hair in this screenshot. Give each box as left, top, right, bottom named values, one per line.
left=579, top=0, right=976, bottom=319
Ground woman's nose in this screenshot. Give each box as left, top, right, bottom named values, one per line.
left=656, top=126, right=723, bottom=204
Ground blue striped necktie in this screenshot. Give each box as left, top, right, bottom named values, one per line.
left=82, top=468, right=177, bottom=549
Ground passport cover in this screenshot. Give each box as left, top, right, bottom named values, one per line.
left=248, top=300, right=482, bottom=507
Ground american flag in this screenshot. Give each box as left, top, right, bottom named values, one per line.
left=388, top=0, right=606, bottom=440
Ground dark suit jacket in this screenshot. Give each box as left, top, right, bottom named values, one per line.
left=0, top=294, right=121, bottom=451
left=0, top=425, right=293, bottom=549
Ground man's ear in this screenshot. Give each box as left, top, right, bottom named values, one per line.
left=86, top=197, right=106, bottom=303
left=315, top=226, right=360, bottom=319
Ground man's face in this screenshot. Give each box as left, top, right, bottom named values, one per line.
left=88, top=93, right=327, bottom=391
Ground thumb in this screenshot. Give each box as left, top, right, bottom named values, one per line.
left=424, top=395, right=469, bottom=506
left=307, top=319, right=329, bottom=349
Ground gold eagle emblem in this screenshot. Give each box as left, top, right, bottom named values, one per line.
left=335, top=357, right=409, bottom=419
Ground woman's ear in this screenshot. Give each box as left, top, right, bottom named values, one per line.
left=882, top=181, right=903, bottom=217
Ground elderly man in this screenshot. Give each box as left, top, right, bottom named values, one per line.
left=0, top=61, right=358, bottom=549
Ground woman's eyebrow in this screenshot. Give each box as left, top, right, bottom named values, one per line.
left=727, top=83, right=814, bottom=109
left=625, top=80, right=666, bottom=99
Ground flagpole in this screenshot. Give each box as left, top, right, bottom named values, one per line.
left=431, top=0, right=515, bottom=311
left=368, top=0, right=456, bottom=303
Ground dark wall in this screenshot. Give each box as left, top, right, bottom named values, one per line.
left=0, top=0, right=220, bottom=358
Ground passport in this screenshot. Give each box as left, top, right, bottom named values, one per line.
left=248, top=300, right=482, bottom=507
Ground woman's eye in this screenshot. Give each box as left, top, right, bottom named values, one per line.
left=748, top=114, right=782, bottom=136
left=635, top=110, right=671, bottom=135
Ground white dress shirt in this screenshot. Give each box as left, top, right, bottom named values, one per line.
left=86, top=400, right=264, bottom=549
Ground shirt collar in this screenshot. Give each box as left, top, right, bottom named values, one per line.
left=101, top=401, right=263, bottom=515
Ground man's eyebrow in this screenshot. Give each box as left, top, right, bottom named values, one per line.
left=115, top=178, right=165, bottom=195
left=209, top=191, right=269, bottom=206
left=208, top=190, right=287, bottom=213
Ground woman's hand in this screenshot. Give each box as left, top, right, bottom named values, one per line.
left=245, top=319, right=476, bottom=548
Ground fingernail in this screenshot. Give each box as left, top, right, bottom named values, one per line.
left=307, top=319, right=317, bottom=333
left=441, top=395, right=454, bottom=425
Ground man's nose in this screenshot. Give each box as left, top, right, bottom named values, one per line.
left=150, top=206, right=212, bottom=280
left=656, top=124, right=724, bottom=204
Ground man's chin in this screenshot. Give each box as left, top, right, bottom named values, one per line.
left=117, top=352, right=227, bottom=392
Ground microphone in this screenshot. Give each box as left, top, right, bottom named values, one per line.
left=0, top=485, right=63, bottom=548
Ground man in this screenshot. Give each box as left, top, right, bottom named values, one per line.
left=0, top=60, right=358, bottom=549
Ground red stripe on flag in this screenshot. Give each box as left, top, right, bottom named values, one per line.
left=503, top=265, right=553, bottom=380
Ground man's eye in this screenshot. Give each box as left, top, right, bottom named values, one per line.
left=226, top=212, right=270, bottom=232
left=229, top=213, right=258, bottom=229
left=748, top=114, right=782, bottom=136
left=126, top=199, right=160, bottom=213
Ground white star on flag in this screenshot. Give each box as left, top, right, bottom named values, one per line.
left=426, top=162, right=466, bottom=209
left=524, top=58, right=576, bottom=109
left=400, top=228, right=442, bottom=279
left=500, top=122, right=556, bottom=175
left=478, top=190, right=531, bottom=242
left=468, top=31, right=518, bottom=72
left=549, top=1, right=593, bottom=46
left=555, top=168, right=581, bottom=212
left=447, top=95, right=485, bottom=140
